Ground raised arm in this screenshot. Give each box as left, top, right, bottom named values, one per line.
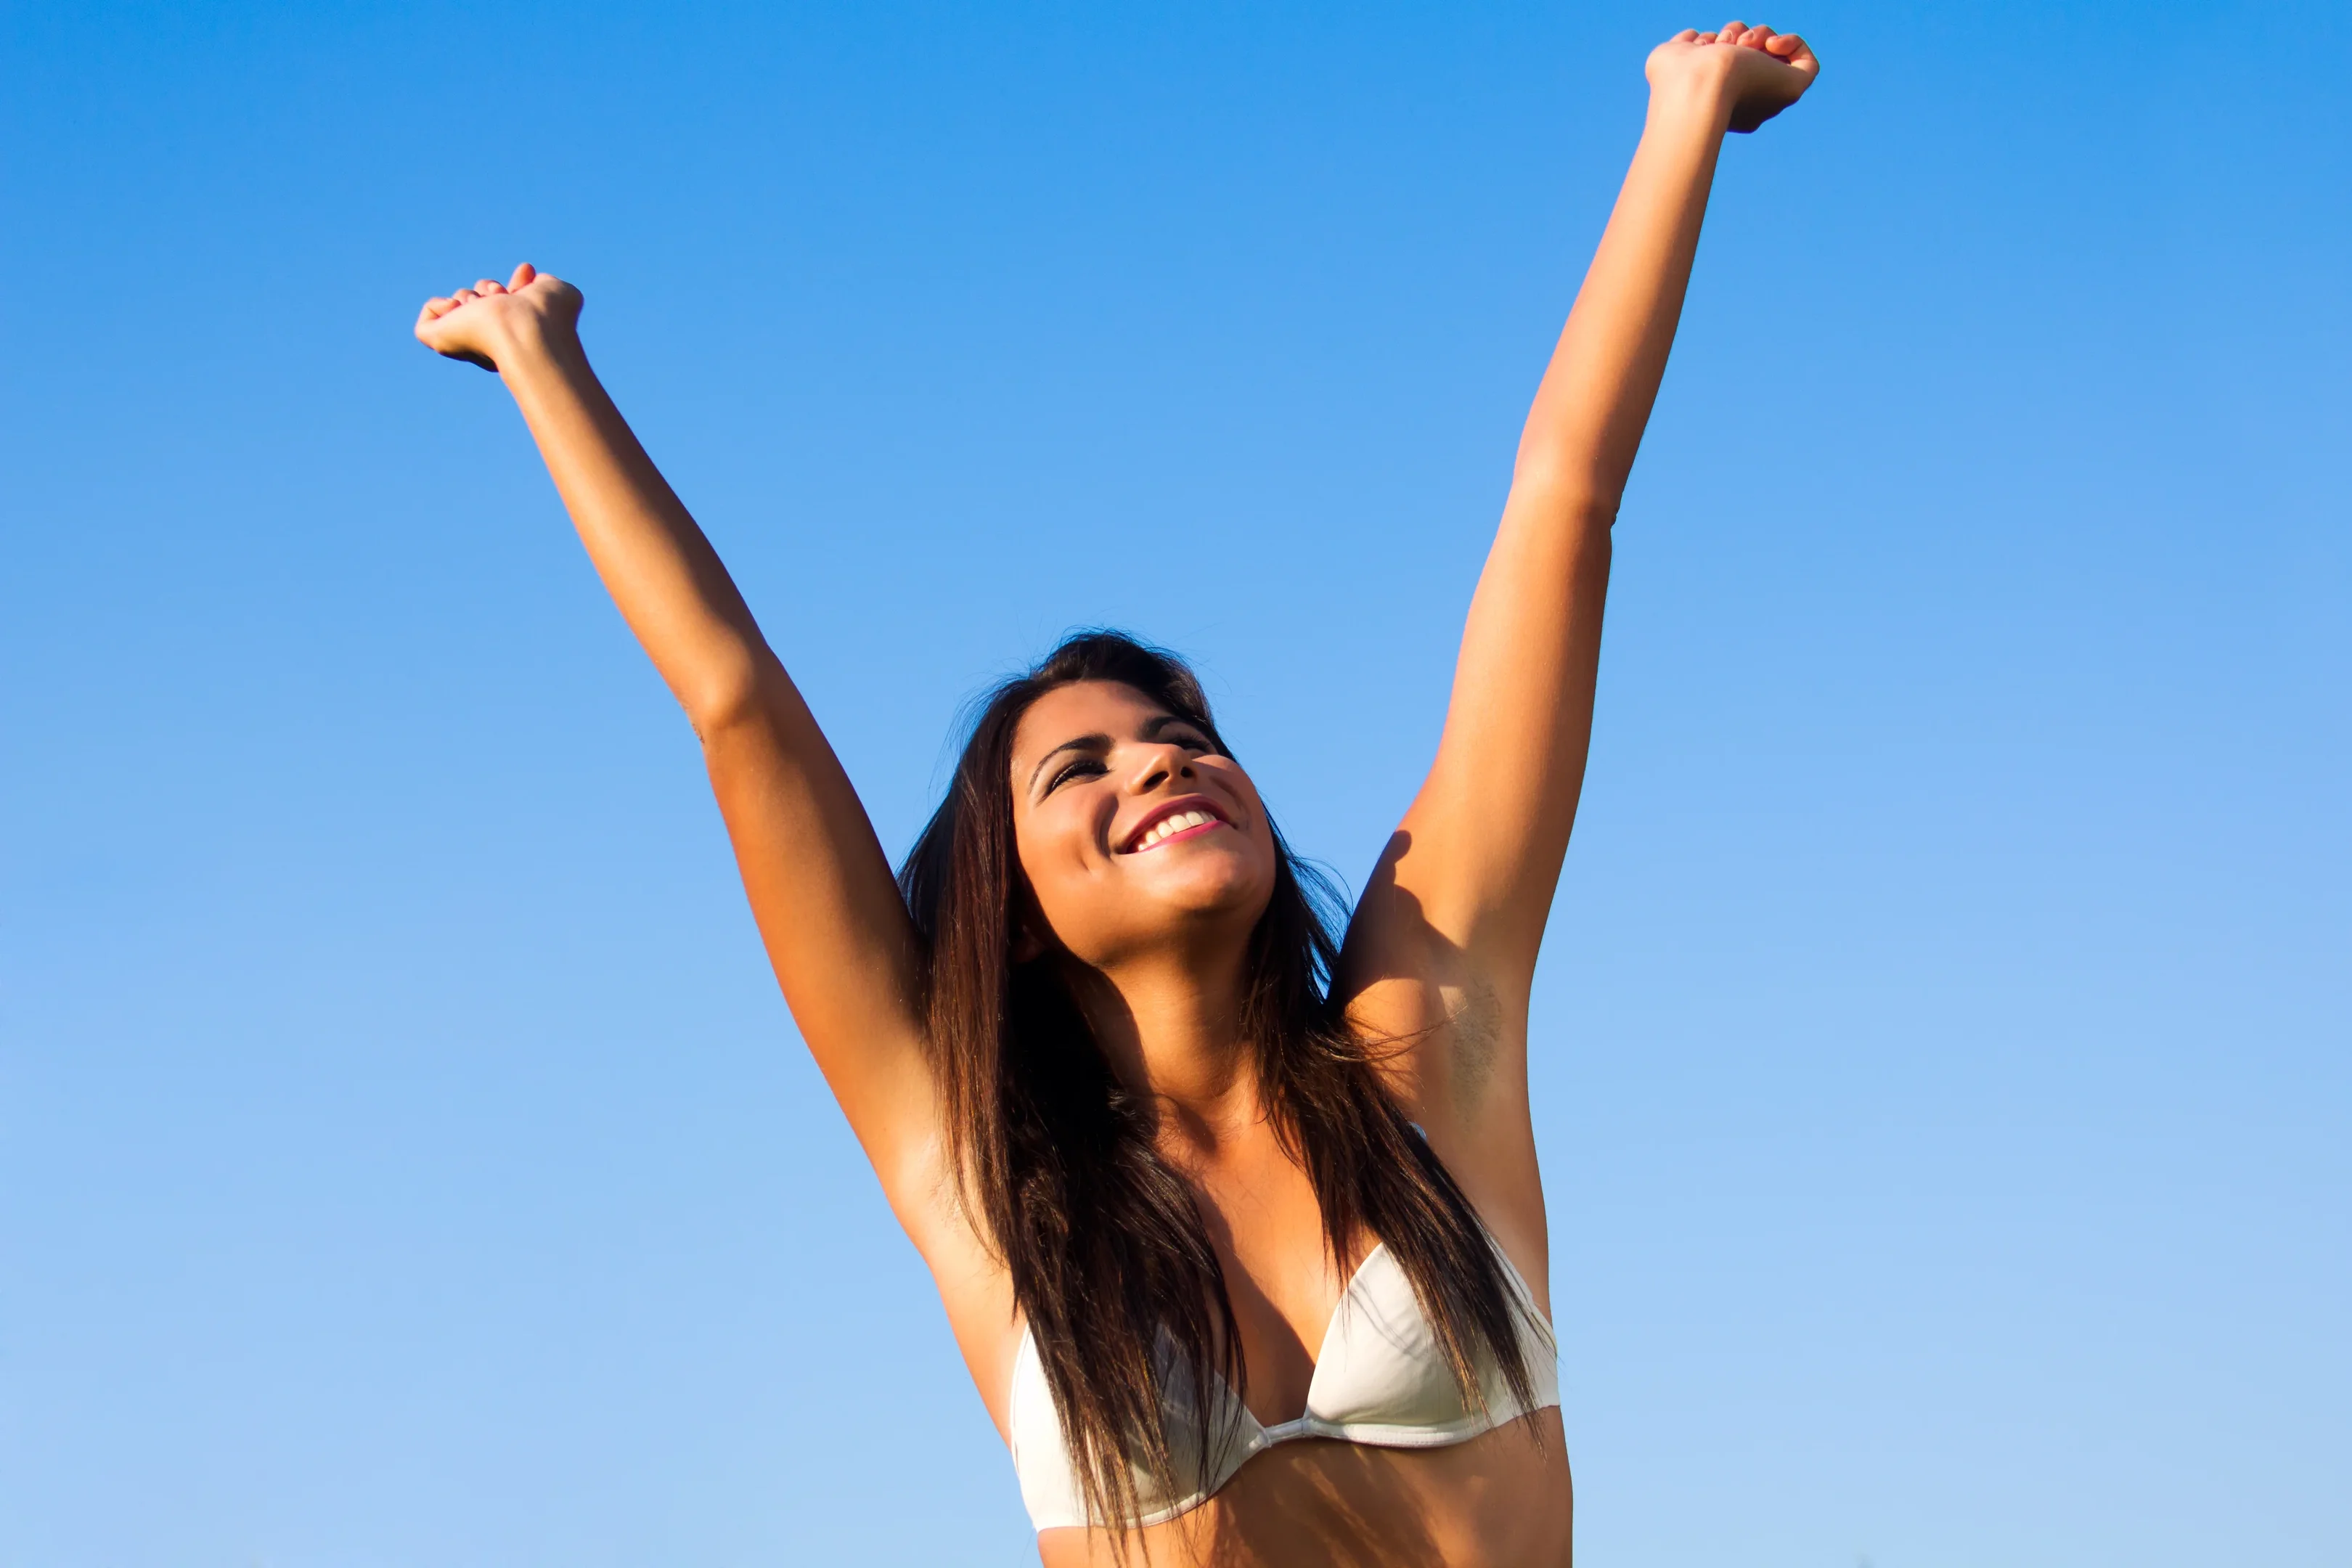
left=1345, top=27, right=1816, bottom=1165
left=412, top=270, right=942, bottom=1215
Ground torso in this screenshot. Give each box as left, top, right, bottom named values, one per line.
left=1035, top=1411, right=1573, bottom=1568
left=907, top=876, right=1563, bottom=1567
left=996, top=976, right=1566, bottom=1567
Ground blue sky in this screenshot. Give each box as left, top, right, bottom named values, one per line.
left=4, top=2, right=2345, bottom=1564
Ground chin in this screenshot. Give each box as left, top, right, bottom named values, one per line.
left=1151, top=859, right=1276, bottom=924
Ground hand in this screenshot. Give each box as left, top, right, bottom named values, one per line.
left=413, top=263, right=583, bottom=373
left=1648, top=22, right=1819, bottom=134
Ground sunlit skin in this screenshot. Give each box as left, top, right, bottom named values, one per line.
left=415, top=23, right=1814, bottom=1567
left=1010, top=682, right=1275, bottom=982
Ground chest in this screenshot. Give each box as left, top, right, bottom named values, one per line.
left=1180, top=1130, right=1360, bottom=1428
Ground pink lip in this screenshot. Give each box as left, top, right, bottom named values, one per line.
left=1118, top=796, right=1233, bottom=854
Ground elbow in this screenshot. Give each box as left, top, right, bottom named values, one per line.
left=1505, top=456, right=1620, bottom=530
left=679, top=649, right=780, bottom=742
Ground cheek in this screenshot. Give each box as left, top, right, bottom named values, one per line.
left=1013, top=804, right=1103, bottom=907
left=1222, top=780, right=1275, bottom=862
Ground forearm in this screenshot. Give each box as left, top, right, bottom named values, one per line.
left=1514, top=76, right=1735, bottom=507
left=412, top=268, right=949, bottom=1206
left=497, top=330, right=776, bottom=728
left=1400, top=65, right=1751, bottom=959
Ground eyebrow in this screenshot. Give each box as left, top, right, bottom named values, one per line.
left=1027, top=733, right=1110, bottom=793
left=1024, top=716, right=1210, bottom=793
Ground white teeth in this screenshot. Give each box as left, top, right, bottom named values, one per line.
left=1135, top=810, right=1217, bottom=850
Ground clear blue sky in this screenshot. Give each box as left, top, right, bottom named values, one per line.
left=4, top=3, right=2345, bottom=1564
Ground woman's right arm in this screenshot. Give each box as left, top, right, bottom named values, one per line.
left=414, top=268, right=945, bottom=1222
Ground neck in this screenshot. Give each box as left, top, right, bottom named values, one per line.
left=1067, top=942, right=1266, bottom=1151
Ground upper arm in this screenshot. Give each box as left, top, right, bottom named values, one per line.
left=1395, top=475, right=1613, bottom=982
left=701, top=660, right=1030, bottom=1424
left=696, top=656, right=942, bottom=1193
left=1336, top=478, right=1611, bottom=1186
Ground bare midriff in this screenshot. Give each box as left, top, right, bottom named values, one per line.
left=1034, top=1409, right=1572, bottom=1568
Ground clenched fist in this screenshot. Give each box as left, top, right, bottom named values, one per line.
left=414, top=263, right=584, bottom=374
left=1649, top=21, right=1818, bottom=133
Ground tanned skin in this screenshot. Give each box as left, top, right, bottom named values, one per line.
left=415, top=23, right=1816, bottom=1567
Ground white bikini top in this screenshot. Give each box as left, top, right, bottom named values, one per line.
left=1006, top=1240, right=1560, bottom=1532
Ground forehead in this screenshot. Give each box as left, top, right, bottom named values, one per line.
left=1010, top=680, right=1178, bottom=763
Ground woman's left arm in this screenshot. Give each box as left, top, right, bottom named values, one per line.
left=1349, top=27, right=1816, bottom=1142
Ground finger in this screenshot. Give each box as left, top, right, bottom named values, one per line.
left=419, top=296, right=457, bottom=319
left=450, top=287, right=481, bottom=306
left=508, top=261, right=536, bottom=290
left=474, top=277, right=505, bottom=295
left=1720, top=20, right=1747, bottom=44
left=1744, top=25, right=1775, bottom=47
left=1776, top=32, right=1818, bottom=73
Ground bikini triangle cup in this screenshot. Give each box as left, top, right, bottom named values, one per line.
left=1006, top=1239, right=1561, bottom=1532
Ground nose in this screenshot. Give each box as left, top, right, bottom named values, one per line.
left=1125, top=739, right=1196, bottom=796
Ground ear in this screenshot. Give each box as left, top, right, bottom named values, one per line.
left=1008, top=879, right=1058, bottom=964
left=1011, top=918, right=1048, bottom=964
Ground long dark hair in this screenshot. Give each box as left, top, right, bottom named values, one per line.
left=897, top=630, right=1538, bottom=1532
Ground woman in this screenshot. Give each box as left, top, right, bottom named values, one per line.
left=415, top=23, right=1815, bottom=1566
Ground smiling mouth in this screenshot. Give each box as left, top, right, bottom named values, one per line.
left=1122, top=804, right=1230, bottom=854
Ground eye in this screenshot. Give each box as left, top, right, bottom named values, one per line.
left=1046, top=756, right=1106, bottom=793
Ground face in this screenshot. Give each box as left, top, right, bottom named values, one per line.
left=1007, top=680, right=1278, bottom=972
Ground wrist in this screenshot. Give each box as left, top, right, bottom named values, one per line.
left=1643, top=64, right=1738, bottom=135
left=493, top=314, right=587, bottom=388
